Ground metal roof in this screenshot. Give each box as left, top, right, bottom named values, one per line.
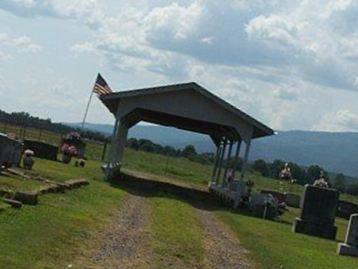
left=100, top=82, right=274, bottom=140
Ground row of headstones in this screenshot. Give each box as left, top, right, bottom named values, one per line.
left=1, top=178, right=90, bottom=209
left=293, top=185, right=358, bottom=257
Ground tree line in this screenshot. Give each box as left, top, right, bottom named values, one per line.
left=252, top=159, right=358, bottom=196
left=0, top=110, right=108, bottom=142
left=2, top=109, right=357, bottom=196
left=126, top=138, right=215, bottom=165
left=126, top=137, right=358, bottom=196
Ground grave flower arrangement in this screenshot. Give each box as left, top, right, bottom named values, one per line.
left=60, top=144, right=78, bottom=156
left=60, top=132, right=85, bottom=164
left=60, top=143, right=78, bottom=164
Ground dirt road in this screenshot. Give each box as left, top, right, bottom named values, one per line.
left=74, top=175, right=253, bottom=269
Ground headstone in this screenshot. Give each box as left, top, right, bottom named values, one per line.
left=14, top=191, right=39, bottom=205
left=3, top=198, right=22, bottom=209
left=261, top=189, right=286, bottom=204
left=285, top=193, right=301, bottom=208
left=24, top=139, right=58, bottom=161
left=64, top=178, right=89, bottom=189
left=293, top=185, right=339, bottom=240
left=337, top=214, right=358, bottom=257
left=337, top=200, right=358, bottom=220
left=250, top=193, right=279, bottom=219
left=0, top=133, right=23, bottom=168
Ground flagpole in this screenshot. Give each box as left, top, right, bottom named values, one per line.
left=81, top=88, right=95, bottom=130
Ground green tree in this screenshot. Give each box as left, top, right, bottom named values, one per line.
left=333, top=173, right=346, bottom=192
left=162, top=145, right=177, bottom=156
left=138, top=139, right=155, bottom=152
left=306, top=165, right=328, bottom=184
left=270, top=159, right=285, bottom=179
left=346, top=183, right=358, bottom=196
left=181, top=145, right=197, bottom=158
left=126, top=138, right=139, bottom=150
left=226, top=157, right=243, bottom=171
left=252, top=159, right=271, bottom=177
left=288, top=162, right=307, bottom=185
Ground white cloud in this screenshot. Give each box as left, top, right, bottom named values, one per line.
left=314, top=110, right=358, bottom=132
left=70, top=42, right=96, bottom=54
left=1, top=0, right=358, bottom=130
left=0, top=32, right=41, bottom=54
left=246, top=14, right=298, bottom=47
left=144, top=2, right=203, bottom=40
left=0, top=0, right=103, bottom=29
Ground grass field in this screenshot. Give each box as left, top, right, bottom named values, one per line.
left=1, top=142, right=358, bottom=268
left=0, top=159, right=126, bottom=268
left=122, top=149, right=358, bottom=269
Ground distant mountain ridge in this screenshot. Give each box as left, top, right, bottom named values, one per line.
left=66, top=122, right=358, bottom=178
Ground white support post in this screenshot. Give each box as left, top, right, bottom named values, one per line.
left=223, top=140, right=234, bottom=185
left=107, top=118, right=119, bottom=167
left=211, top=141, right=222, bottom=182
left=106, top=118, right=128, bottom=179
left=240, top=138, right=251, bottom=181
left=114, top=121, right=128, bottom=165
left=232, top=139, right=242, bottom=179
left=105, top=118, right=119, bottom=178
left=216, top=137, right=227, bottom=184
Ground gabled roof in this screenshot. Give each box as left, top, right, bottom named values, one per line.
left=101, top=82, right=274, bottom=139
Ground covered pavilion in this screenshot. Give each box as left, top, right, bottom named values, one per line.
left=100, top=82, right=274, bottom=206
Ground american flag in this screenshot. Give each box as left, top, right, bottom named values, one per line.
left=93, top=73, right=112, bottom=96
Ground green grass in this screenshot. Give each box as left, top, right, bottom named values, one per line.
left=217, top=210, right=357, bottom=269
left=30, top=157, right=106, bottom=182
left=0, top=159, right=126, bottom=269
left=122, top=149, right=358, bottom=269
left=122, top=149, right=211, bottom=185
left=150, top=195, right=204, bottom=268
left=1, top=144, right=358, bottom=269
left=123, top=148, right=358, bottom=203
left=0, top=174, right=43, bottom=192
left=0, top=157, right=107, bottom=192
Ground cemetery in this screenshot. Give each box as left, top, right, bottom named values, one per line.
left=0, top=130, right=90, bottom=210
left=3, top=0, right=358, bottom=267
left=0, top=82, right=357, bottom=268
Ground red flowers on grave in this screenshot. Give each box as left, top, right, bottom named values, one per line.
left=60, top=143, right=78, bottom=157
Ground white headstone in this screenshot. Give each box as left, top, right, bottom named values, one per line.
left=337, top=213, right=358, bottom=257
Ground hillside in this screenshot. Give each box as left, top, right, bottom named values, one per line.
left=69, top=122, right=358, bottom=178
left=1, top=148, right=357, bottom=269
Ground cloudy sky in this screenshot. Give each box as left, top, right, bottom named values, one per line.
left=1, top=0, right=358, bottom=132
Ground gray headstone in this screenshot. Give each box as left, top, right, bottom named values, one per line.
left=337, top=214, right=358, bottom=257
left=337, top=200, right=358, bottom=219
left=293, top=185, right=339, bottom=240
left=285, top=193, right=301, bottom=208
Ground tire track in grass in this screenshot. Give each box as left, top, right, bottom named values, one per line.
left=196, top=208, right=253, bottom=269
left=149, top=194, right=205, bottom=269
left=76, top=193, right=152, bottom=269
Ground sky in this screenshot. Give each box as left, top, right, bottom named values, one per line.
left=1, top=0, right=358, bottom=132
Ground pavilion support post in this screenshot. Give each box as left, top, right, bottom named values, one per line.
left=105, top=118, right=118, bottom=178
left=232, top=139, right=242, bottom=179
left=108, top=118, right=119, bottom=166
left=106, top=118, right=128, bottom=179
left=211, top=140, right=222, bottom=183
left=240, top=138, right=251, bottom=181
left=114, top=122, right=128, bottom=164
left=216, top=137, right=227, bottom=184
left=223, top=140, right=234, bottom=185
